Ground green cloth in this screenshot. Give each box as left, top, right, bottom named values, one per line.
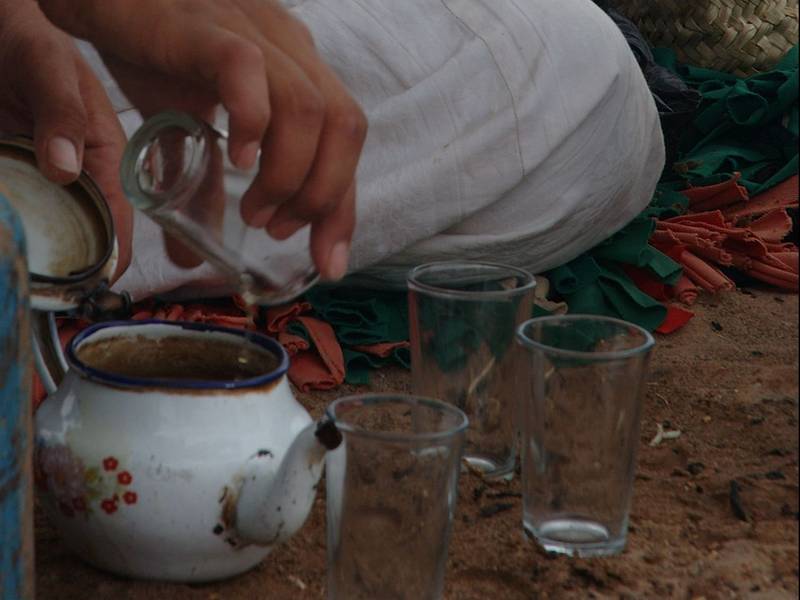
left=654, top=45, right=798, bottom=194
left=548, top=256, right=669, bottom=332
left=416, top=292, right=521, bottom=373
left=305, top=286, right=409, bottom=384
left=343, top=346, right=410, bottom=386
left=546, top=209, right=683, bottom=332
left=305, top=287, right=408, bottom=346
left=540, top=46, right=798, bottom=331
left=302, top=46, right=798, bottom=383
left=591, top=217, right=682, bottom=285
left=285, top=320, right=309, bottom=341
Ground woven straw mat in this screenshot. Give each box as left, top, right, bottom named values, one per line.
left=611, top=0, right=799, bottom=76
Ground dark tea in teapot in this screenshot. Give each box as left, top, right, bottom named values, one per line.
left=76, top=334, right=279, bottom=382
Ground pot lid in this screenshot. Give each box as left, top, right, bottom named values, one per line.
left=0, top=138, right=117, bottom=311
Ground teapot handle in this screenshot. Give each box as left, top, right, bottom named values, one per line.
left=31, top=287, right=132, bottom=395
left=32, top=312, right=65, bottom=395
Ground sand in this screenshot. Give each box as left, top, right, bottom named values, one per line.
left=35, top=288, right=799, bottom=599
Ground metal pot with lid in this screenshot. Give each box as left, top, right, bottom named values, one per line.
left=0, top=138, right=131, bottom=392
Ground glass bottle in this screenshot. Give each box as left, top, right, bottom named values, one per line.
left=120, top=111, right=319, bottom=305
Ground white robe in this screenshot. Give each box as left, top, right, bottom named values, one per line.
left=82, top=0, right=664, bottom=298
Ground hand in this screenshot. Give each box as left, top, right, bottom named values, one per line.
left=0, top=0, right=132, bottom=279
left=40, top=0, right=368, bottom=281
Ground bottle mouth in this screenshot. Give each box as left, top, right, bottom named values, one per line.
left=120, top=111, right=211, bottom=212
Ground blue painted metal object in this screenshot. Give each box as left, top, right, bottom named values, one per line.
left=0, top=192, right=34, bottom=599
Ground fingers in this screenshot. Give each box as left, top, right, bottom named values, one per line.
left=231, top=5, right=366, bottom=280
left=41, top=0, right=368, bottom=280
left=136, top=25, right=273, bottom=169
left=239, top=47, right=325, bottom=227
left=1, top=2, right=133, bottom=278
left=43, top=0, right=273, bottom=169
left=237, top=59, right=365, bottom=281
left=18, top=31, right=88, bottom=182
left=213, top=34, right=272, bottom=169
left=265, top=88, right=366, bottom=239
left=75, top=56, right=134, bottom=279
left=309, top=182, right=357, bottom=282
left=130, top=22, right=273, bottom=169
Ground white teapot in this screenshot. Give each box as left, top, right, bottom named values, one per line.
left=35, top=320, right=340, bottom=582
left=0, top=137, right=339, bottom=582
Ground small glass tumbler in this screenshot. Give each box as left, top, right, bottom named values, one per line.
left=408, top=262, right=536, bottom=478
left=516, top=315, right=655, bottom=557
left=325, top=394, right=468, bottom=600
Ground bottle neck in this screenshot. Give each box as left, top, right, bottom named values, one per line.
left=120, top=111, right=213, bottom=213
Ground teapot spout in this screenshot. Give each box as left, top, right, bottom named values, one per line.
left=233, top=420, right=341, bottom=546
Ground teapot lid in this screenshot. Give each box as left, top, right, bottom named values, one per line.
left=0, top=138, right=118, bottom=312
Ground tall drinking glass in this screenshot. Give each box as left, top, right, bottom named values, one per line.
left=516, top=316, right=654, bottom=557
left=325, top=394, right=468, bottom=600
left=408, top=262, right=535, bottom=478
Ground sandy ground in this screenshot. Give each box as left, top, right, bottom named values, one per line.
left=35, top=288, right=799, bottom=599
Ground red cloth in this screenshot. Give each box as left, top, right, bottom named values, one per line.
left=265, top=302, right=313, bottom=333
left=292, top=316, right=345, bottom=389
left=626, top=267, right=698, bottom=307
left=630, top=175, right=797, bottom=335
left=277, top=332, right=310, bottom=355
left=653, top=177, right=798, bottom=293
left=748, top=209, right=795, bottom=243
left=623, top=266, right=695, bottom=335
left=653, top=241, right=736, bottom=293
left=288, top=351, right=342, bottom=392
left=675, top=173, right=798, bottom=221
left=132, top=302, right=256, bottom=329
left=623, top=265, right=670, bottom=301
left=655, top=304, right=695, bottom=335
left=772, top=252, right=799, bottom=273
left=672, top=275, right=699, bottom=306
left=723, top=174, right=799, bottom=220
left=681, top=172, right=749, bottom=212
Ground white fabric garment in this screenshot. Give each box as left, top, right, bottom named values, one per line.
left=81, top=0, right=664, bottom=298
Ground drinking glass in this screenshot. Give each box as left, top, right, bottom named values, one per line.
left=408, top=261, right=535, bottom=477
left=516, top=315, right=655, bottom=557
left=325, top=394, right=468, bottom=600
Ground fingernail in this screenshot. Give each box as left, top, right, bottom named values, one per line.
left=48, top=137, right=79, bottom=175
left=327, top=241, right=350, bottom=281
left=237, top=142, right=261, bottom=170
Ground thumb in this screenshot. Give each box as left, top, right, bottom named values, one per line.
left=24, top=48, right=88, bottom=183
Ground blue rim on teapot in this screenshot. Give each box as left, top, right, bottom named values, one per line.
left=66, top=319, right=289, bottom=390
